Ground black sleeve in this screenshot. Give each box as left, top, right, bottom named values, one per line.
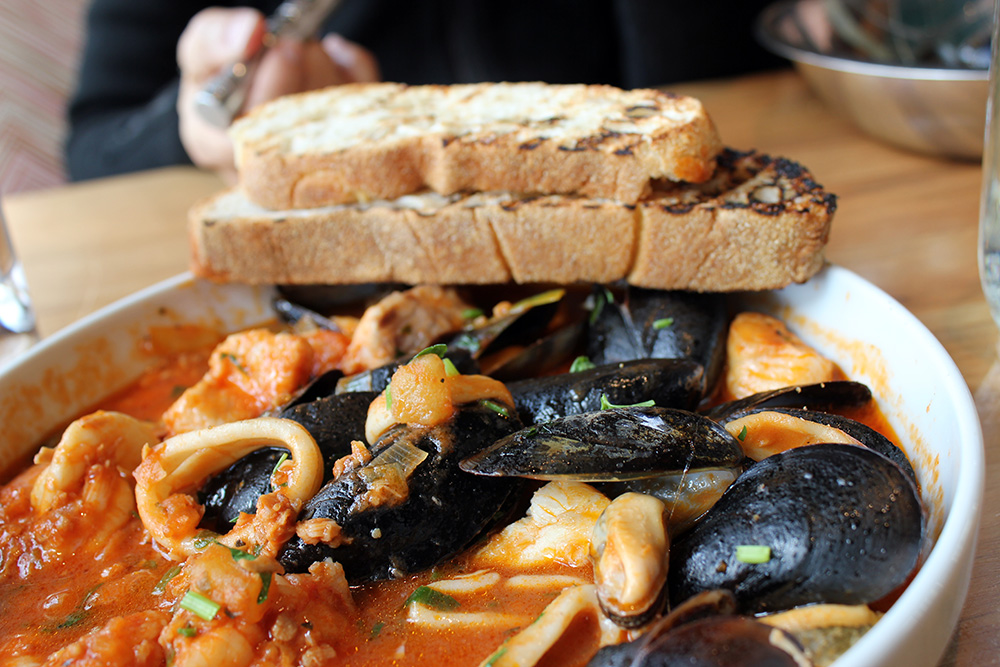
left=65, top=0, right=259, bottom=181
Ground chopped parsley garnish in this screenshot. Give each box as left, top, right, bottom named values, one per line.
left=569, top=355, right=595, bottom=373
left=403, top=586, right=460, bottom=611
left=257, top=572, right=273, bottom=604
left=370, top=621, right=385, bottom=639
left=153, top=565, right=182, bottom=595
left=653, top=317, right=674, bottom=329
left=442, top=357, right=460, bottom=377
left=737, top=425, right=748, bottom=442
left=413, top=344, right=448, bottom=359
left=480, top=399, right=512, bottom=419
left=462, top=308, right=484, bottom=320
left=177, top=626, right=197, bottom=637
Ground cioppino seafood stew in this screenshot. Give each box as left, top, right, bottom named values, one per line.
left=0, top=268, right=982, bottom=667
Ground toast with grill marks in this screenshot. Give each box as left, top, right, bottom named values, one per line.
left=190, top=149, right=836, bottom=291
left=230, top=82, right=724, bottom=210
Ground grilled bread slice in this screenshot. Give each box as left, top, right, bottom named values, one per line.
left=190, top=149, right=835, bottom=291
left=230, top=82, right=724, bottom=210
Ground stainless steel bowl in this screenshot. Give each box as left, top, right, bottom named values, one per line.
left=756, top=0, right=988, bottom=160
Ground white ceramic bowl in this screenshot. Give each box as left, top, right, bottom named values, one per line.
left=0, top=267, right=983, bottom=666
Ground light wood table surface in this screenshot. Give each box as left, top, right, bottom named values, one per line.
left=3, top=69, right=997, bottom=665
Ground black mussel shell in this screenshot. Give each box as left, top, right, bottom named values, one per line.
left=668, top=443, right=924, bottom=614
left=278, top=403, right=523, bottom=581
left=588, top=616, right=809, bottom=667
left=768, top=407, right=916, bottom=484
left=703, top=381, right=873, bottom=423
left=199, top=391, right=376, bottom=528
left=506, top=359, right=704, bottom=426
left=460, top=406, right=743, bottom=481
left=586, top=287, right=728, bottom=397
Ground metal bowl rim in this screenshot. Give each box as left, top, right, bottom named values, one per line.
left=756, top=0, right=989, bottom=82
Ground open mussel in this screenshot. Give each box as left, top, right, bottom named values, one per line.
left=586, top=286, right=728, bottom=396
left=506, top=358, right=704, bottom=426
left=460, top=406, right=743, bottom=482
left=587, top=590, right=811, bottom=667
left=668, top=443, right=924, bottom=614
left=199, top=390, right=377, bottom=528
left=703, top=381, right=873, bottom=423
left=602, top=468, right=739, bottom=534
left=278, top=402, right=523, bottom=581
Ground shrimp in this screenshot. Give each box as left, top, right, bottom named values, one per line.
left=724, top=311, right=838, bottom=400
left=30, top=411, right=161, bottom=513
left=163, top=329, right=331, bottom=435
left=341, top=286, right=469, bottom=373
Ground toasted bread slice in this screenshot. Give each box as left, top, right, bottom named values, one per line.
left=230, top=82, right=724, bottom=210
left=191, top=149, right=835, bottom=291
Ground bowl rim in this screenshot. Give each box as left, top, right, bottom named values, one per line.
left=755, top=0, right=990, bottom=82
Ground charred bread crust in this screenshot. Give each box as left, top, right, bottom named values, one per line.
left=628, top=148, right=837, bottom=290
left=230, top=82, right=724, bottom=209
left=191, top=149, right=834, bottom=291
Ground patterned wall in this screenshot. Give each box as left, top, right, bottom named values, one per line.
left=0, top=0, right=87, bottom=195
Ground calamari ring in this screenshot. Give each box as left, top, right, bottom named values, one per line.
left=134, top=417, right=323, bottom=559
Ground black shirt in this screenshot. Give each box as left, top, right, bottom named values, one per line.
left=65, top=0, right=783, bottom=181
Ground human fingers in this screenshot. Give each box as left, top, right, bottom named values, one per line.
left=322, top=34, right=381, bottom=83
left=176, top=7, right=266, bottom=83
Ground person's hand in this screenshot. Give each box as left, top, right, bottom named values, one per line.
left=177, top=7, right=380, bottom=183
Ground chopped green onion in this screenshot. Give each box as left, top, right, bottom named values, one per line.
left=370, top=621, right=385, bottom=639
left=403, top=586, right=460, bottom=610
left=228, top=546, right=257, bottom=562
left=177, top=626, right=197, bottom=637
left=413, top=344, right=448, bottom=359
left=153, top=565, right=182, bottom=595
left=569, top=356, right=595, bottom=373
left=443, top=358, right=460, bottom=377
left=220, top=352, right=248, bottom=375
left=270, top=452, right=289, bottom=490
left=462, top=308, right=484, bottom=320
left=384, top=383, right=393, bottom=411
left=511, top=289, right=565, bottom=313
left=736, top=545, right=772, bottom=564
left=653, top=317, right=674, bottom=329
left=180, top=591, right=221, bottom=621
left=600, top=394, right=655, bottom=410
left=480, top=399, right=512, bottom=419
left=193, top=531, right=216, bottom=550
left=737, top=425, right=748, bottom=442
left=257, top=572, right=273, bottom=604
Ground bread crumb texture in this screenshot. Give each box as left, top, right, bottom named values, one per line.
left=190, top=149, right=836, bottom=292
left=230, top=82, right=724, bottom=209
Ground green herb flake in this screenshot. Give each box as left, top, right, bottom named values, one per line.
left=600, top=394, right=655, bottom=410
left=369, top=621, right=385, bottom=639
left=270, top=452, right=289, bottom=490
left=177, top=626, right=197, bottom=638
left=653, top=317, right=674, bottom=330
left=180, top=591, right=221, bottom=621
left=569, top=356, right=596, bottom=373
left=228, top=546, right=257, bottom=562
left=257, top=572, right=273, bottom=604
left=736, top=545, right=772, bottom=564
left=193, top=530, right=217, bottom=550
left=384, top=383, right=393, bottom=411
left=442, top=357, right=460, bottom=377
left=220, top=352, right=248, bottom=375
left=170, top=385, right=188, bottom=399
left=479, top=399, right=512, bottom=419
left=462, top=308, right=484, bottom=320
left=402, top=586, right=460, bottom=611
left=153, top=565, right=182, bottom=595
left=412, top=344, right=448, bottom=359
left=55, top=584, right=103, bottom=630
left=737, top=425, right=748, bottom=442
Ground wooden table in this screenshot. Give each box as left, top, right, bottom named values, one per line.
left=2, top=70, right=996, bottom=665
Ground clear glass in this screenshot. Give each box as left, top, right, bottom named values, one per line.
left=0, top=202, right=37, bottom=365
left=979, top=0, right=1000, bottom=326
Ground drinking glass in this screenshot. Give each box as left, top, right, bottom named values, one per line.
left=979, top=0, right=1000, bottom=326
left=0, top=202, right=37, bottom=364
